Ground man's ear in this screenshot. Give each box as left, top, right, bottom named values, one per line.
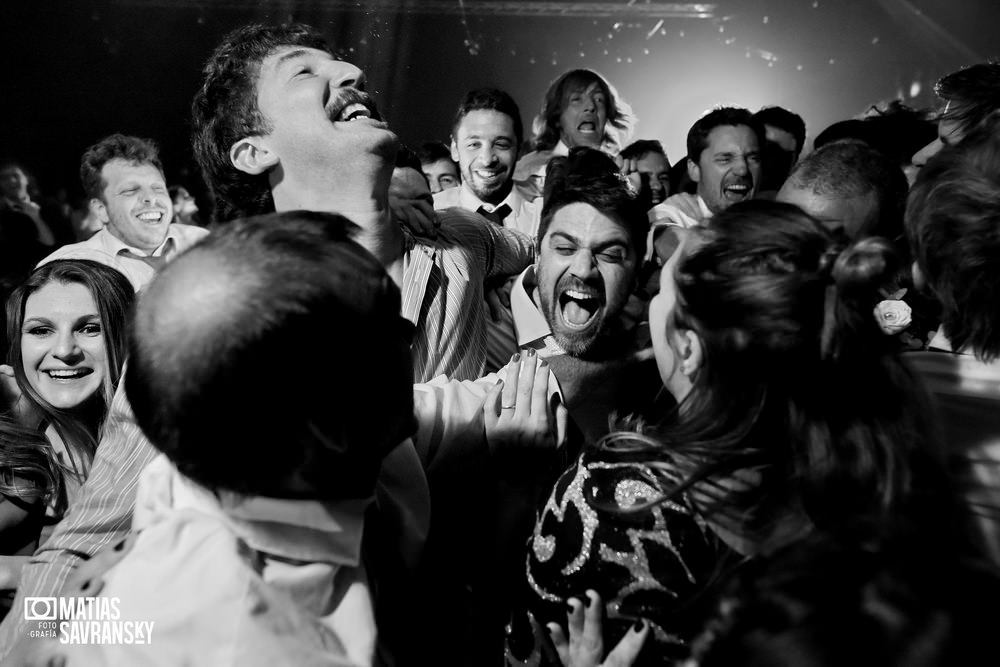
left=675, top=328, right=704, bottom=378
left=90, top=198, right=109, bottom=225
left=229, top=137, right=279, bottom=175
left=687, top=157, right=701, bottom=184
left=450, top=137, right=460, bottom=163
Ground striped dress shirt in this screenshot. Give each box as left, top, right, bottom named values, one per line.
left=404, top=207, right=534, bottom=383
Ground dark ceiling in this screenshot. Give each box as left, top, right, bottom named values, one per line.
left=3, top=0, right=997, bottom=201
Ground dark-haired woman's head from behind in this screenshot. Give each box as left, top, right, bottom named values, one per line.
left=629, top=199, right=950, bottom=542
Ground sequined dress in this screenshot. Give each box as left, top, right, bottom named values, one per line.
left=505, top=454, right=734, bottom=666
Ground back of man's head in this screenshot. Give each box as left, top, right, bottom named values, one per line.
left=781, top=140, right=907, bottom=240
left=127, top=210, right=415, bottom=498
left=619, top=139, right=667, bottom=162
left=80, top=134, right=163, bottom=202
left=753, top=106, right=807, bottom=158
left=906, top=119, right=1000, bottom=361
left=191, top=23, right=331, bottom=224
left=452, top=87, right=524, bottom=149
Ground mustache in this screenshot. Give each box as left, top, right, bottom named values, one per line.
left=325, top=88, right=383, bottom=122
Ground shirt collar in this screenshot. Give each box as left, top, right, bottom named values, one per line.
left=459, top=181, right=526, bottom=215
left=696, top=195, right=713, bottom=219
left=511, top=266, right=553, bottom=346
left=143, top=455, right=370, bottom=566
left=103, top=224, right=182, bottom=259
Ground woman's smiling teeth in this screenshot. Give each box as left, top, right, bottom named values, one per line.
left=44, top=368, right=93, bottom=380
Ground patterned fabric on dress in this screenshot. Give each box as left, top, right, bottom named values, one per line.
left=506, top=455, right=735, bottom=666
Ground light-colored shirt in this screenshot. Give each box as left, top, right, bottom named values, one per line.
left=645, top=195, right=713, bottom=263
left=514, top=140, right=619, bottom=195
left=0, top=375, right=430, bottom=659
left=20, top=454, right=369, bottom=666
left=509, top=266, right=566, bottom=357
left=37, top=224, right=209, bottom=292
left=404, top=208, right=533, bottom=383
left=430, top=189, right=540, bottom=373
left=433, top=182, right=542, bottom=239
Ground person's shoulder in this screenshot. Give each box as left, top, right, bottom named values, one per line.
left=168, top=223, right=211, bottom=246
left=36, top=237, right=115, bottom=268
left=434, top=207, right=495, bottom=245
left=432, top=187, right=462, bottom=210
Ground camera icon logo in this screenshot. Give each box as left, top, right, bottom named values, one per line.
left=24, top=597, right=57, bottom=621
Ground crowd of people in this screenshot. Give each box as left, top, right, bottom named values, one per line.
left=0, top=19, right=999, bottom=667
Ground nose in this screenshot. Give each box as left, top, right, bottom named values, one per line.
left=651, top=181, right=665, bottom=202
left=322, top=59, right=364, bottom=88
left=569, top=249, right=598, bottom=278
left=52, top=331, right=83, bottom=363
left=911, top=138, right=942, bottom=168
left=582, top=95, right=596, bottom=113
left=479, top=145, right=498, bottom=165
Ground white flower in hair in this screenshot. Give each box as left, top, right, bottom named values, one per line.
left=874, top=299, right=912, bottom=335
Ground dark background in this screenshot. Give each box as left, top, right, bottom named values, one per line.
left=3, top=0, right=997, bottom=207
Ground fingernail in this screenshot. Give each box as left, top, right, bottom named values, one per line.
left=526, top=347, right=536, bottom=357
left=512, top=353, right=521, bottom=363
left=633, top=619, right=645, bottom=631
left=496, top=379, right=503, bottom=386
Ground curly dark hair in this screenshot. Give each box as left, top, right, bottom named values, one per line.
left=79, top=134, right=163, bottom=202
left=539, top=146, right=647, bottom=259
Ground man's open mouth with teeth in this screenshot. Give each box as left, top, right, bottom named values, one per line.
left=577, top=118, right=598, bottom=135
left=326, top=89, right=382, bottom=124
left=136, top=210, right=166, bottom=224
left=557, top=283, right=604, bottom=331
left=722, top=179, right=753, bottom=202
left=472, top=166, right=506, bottom=190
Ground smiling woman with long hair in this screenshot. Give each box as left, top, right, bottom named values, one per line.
left=0, top=260, right=133, bottom=551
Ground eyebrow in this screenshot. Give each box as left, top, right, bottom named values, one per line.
left=549, top=231, right=629, bottom=251
left=23, top=314, right=100, bottom=327
left=275, top=48, right=313, bottom=68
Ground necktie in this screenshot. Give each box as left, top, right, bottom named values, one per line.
left=476, top=204, right=512, bottom=226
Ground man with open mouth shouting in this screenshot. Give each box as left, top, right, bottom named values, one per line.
left=646, top=107, right=764, bottom=268
left=514, top=68, right=634, bottom=196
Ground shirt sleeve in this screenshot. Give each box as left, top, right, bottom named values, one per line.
left=437, top=208, right=535, bottom=281
left=0, top=374, right=157, bottom=655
